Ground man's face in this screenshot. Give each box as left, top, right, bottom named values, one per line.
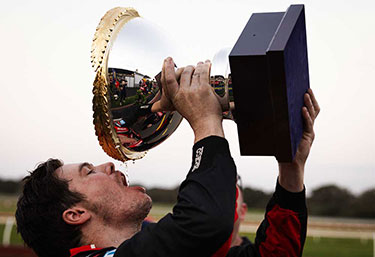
left=232, top=187, right=247, bottom=238
left=236, top=189, right=247, bottom=222
left=56, top=162, right=152, bottom=225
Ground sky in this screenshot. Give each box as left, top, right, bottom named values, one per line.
left=0, top=0, right=374, bottom=195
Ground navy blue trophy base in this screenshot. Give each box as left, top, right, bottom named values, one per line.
left=229, top=5, right=310, bottom=162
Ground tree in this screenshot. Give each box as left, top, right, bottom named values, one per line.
left=242, top=187, right=271, bottom=209
left=349, top=188, right=375, bottom=218
left=0, top=179, right=22, bottom=194
left=146, top=187, right=179, bottom=204
left=308, top=185, right=354, bottom=217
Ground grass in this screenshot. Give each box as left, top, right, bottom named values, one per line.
left=240, top=232, right=373, bottom=257
left=0, top=195, right=18, bottom=213
left=303, top=236, right=373, bottom=257
left=0, top=224, right=24, bottom=245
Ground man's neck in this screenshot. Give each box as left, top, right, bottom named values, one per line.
left=81, top=220, right=142, bottom=248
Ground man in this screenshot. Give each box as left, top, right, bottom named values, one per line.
left=230, top=177, right=251, bottom=248
left=119, top=80, right=127, bottom=103
left=16, top=57, right=319, bottom=257
left=226, top=84, right=319, bottom=256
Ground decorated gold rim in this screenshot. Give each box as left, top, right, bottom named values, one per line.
left=91, top=7, right=146, bottom=161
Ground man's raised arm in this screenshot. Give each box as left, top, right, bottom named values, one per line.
left=115, top=58, right=237, bottom=257
left=227, top=89, right=320, bottom=257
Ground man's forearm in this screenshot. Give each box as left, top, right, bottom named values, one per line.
left=277, top=89, right=319, bottom=193
left=278, top=163, right=304, bottom=192
left=226, top=179, right=307, bottom=257
left=256, top=180, right=307, bottom=257
left=192, top=119, right=225, bottom=143
left=115, top=136, right=237, bottom=257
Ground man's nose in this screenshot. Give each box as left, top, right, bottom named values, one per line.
left=96, top=162, right=115, bottom=175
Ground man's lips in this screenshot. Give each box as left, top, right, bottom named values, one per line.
left=132, top=186, right=146, bottom=193
left=116, top=171, right=145, bottom=193
left=118, top=171, right=128, bottom=186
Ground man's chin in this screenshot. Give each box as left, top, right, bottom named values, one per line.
left=132, top=196, right=153, bottom=223
left=141, top=197, right=153, bottom=219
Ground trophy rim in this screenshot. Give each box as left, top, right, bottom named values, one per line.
left=91, top=7, right=146, bottom=162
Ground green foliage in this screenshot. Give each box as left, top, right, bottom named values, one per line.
left=308, top=184, right=355, bottom=216
left=242, top=188, right=271, bottom=209
left=0, top=180, right=22, bottom=195
left=307, top=185, right=375, bottom=218
left=349, top=188, right=375, bottom=218
left=146, top=187, right=178, bottom=204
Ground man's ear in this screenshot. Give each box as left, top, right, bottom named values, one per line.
left=240, top=203, right=248, bottom=221
left=62, top=206, right=91, bottom=225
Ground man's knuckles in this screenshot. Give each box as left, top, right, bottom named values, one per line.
left=182, top=66, right=195, bottom=75
left=165, top=75, right=177, bottom=85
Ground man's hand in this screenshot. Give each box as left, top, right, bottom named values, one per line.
left=278, top=88, right=320, bottom=192
left=151, top=68, right=184, bottom=112
left=161, top=57, right=224, bottom=143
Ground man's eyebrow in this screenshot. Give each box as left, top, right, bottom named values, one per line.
left=78, top=162, right=92, bottom=175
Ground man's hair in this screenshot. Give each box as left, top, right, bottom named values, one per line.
left=16, top=159, right=85, bottom=257
left=237, top=175, right=244, bottom=196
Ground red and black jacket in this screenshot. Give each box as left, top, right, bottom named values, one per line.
left=227, top=182, right=307, bottom=257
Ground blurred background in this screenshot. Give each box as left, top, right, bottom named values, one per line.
left=0, top=0, right=374, bottom=256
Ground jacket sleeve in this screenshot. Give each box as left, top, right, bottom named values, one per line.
left=227, top=180, right=307, bottom=257
left=115, top=136, right=237, bottom=257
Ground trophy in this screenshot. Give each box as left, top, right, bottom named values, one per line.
left=91, top=5, right=310, bottom=162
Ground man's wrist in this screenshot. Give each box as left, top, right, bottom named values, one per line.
left=278, top=162, right=304, bottom=193
left=190, top=136, right=232, bottom=174
left=275, top=178, right=306, bottom=212
left=191, top=118, right=224, bottom=143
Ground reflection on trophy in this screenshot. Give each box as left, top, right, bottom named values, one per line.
left=91, top=5, right=310, bottom=162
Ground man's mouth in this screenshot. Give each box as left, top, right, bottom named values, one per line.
left=133, top=186, right=146, bottom=193
left=119, top=172, right=128, bottom=186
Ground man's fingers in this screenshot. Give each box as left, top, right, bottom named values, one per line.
left=163, top=57, right=178, bottom=96
left=191, top=62, right=204, bottom=86
left=191, top=60, right=211, bottom=87
left=175, top=67, right=184, bottom=81
left=161, top=59, right=166, bottom=85
left=308, top=88, right=320, bottom=116
left=304, top=93, right=316, bottom=121
left=302, top=106, right=313, bottom=133
left=180, top=65, right=195, bottom=89
left=161, top=59, right=168, bottom=97
left=199, top=60, right=211, bottom=85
